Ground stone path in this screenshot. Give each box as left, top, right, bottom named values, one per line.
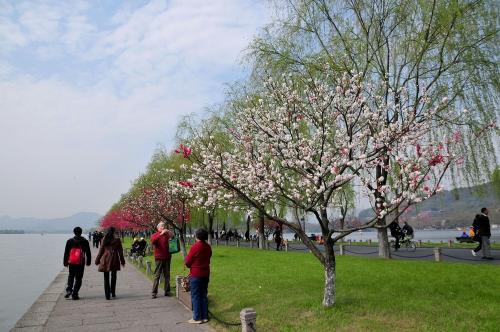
left=12, top=248, right=212, bottom=332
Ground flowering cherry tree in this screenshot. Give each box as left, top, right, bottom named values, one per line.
left=117, top=149, right=194, bottom=257
left=184, top=71, right=481, bottom=306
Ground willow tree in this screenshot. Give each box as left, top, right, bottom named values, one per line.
left=250, top=0, right=499, bottom=256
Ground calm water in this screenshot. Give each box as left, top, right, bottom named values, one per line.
left=0, top=234, right=70, bottom=332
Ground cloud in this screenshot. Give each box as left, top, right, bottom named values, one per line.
left=0, top=0, right=270, bottom=218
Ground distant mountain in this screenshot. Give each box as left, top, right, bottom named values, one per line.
left=0, top=212, right=101, bottom=233
left=358, top=182, right=500, bottom=228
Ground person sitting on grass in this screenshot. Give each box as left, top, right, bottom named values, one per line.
left=459, top=231, right=469, bottom=238
left=185, top=228, right=212, bottom=324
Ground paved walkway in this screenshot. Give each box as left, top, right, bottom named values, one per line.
left=223, top=240, right=500, bottom=264
left=12, top=248, right=212, bottom=332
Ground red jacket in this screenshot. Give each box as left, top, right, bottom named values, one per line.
left=151, top=232, right=171, bottom=260
left=185, top=241, right=212, bottom=277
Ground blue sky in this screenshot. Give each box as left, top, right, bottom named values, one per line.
left=0, top=0, right=271, bottom=218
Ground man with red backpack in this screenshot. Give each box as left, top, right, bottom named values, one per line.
left=63, top=226, right=92, bottom=300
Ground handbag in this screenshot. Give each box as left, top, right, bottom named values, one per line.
left=169, top=237, right=180, bottom=254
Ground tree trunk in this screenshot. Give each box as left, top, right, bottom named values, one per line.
left=208, top=211, right=214, bottom=245
left=322, top=242, right=336, bottom=307
left=258, top=210, right=265, bottom=249
left=377, top=226, right=390, bottom=258
left=179, top=234, right=187, bottom=258
left=179, top=221, right=187, bottom=258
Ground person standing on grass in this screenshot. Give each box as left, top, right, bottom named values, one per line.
left=95, top=227, right=125, bottom=300
left=471, top=208, right=493, bottom=260
left=185, top=228, right=212, bottom=324
left=151, top=222, right=174, bottom=298
left=63, top=226, right=91, bottom=300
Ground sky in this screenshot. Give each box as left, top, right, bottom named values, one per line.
left=0, top=0, right=271, bottom=218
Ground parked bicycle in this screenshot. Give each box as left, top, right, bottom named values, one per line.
left=390, top=237, right=417, bottom=252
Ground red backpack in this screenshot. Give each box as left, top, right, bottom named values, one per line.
left=68, top=247, right=83, bottom=265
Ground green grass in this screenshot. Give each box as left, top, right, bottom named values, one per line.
left=123, top=238, right=500, bottom=332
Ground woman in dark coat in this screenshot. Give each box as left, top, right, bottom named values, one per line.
left=95, top=227, right=125, bottom=300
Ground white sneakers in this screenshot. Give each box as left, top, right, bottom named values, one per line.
left=187, top=319, right=208, bottom=324
left=471, top=250, right=477, bottom=257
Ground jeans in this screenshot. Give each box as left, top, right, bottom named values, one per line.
left=103, top=271, right=117, bottom=299
left=190, top=276, right=209, bottom=321
left=66, top=265, right=84, bottom=296
left=152, top=259, right=171, bottom=295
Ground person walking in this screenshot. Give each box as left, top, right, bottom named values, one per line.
left=63, top=226, right=92, bottom=300
left=95, top=227, right=125, bottom=300
left=185, top=228, right=212, bottom=324
left=273, top=226, right=282, bottom=251
left=471, top=208, right=493, bottom=259
left=151, top=222, right=173, bottom=298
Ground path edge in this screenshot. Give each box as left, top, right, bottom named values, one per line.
left=10, top=269, right=67, bottom=332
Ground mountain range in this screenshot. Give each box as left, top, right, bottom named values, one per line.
left=0, top=212, right=101, bottom=233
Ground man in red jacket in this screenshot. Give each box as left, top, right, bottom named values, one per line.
left=151, top=222, right=174, bottom=298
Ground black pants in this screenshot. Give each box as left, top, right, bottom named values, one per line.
left=394, top=234, right=402, bottom=249
left=152, top=259, right=170, bottom=295
left=103, top=271, right=117, bottom=299
left=66, top=265, right=84, bottom=296
left=474, top=240, right=482, bottom=253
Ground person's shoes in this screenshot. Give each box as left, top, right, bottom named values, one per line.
left=106, top=296, right=111, bottom=300
left=164, top=292, right=172, bottom=297
left=111, top=293, right=116, bottom=298
left=471, top=250, right=477, bottom=257
left=187, top=319, right=202, bottom=324
left=201, top=319, right=209, bottom=323
left=152, top=294, right=157, bottom=299
left=71, top=295, right=80, bottom=300
left=64, top=292, right=72, bottom=299
left=481, top=256, right=489, bottom=259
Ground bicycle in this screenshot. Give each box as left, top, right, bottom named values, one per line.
left=390, top=237, right=416, bottom=252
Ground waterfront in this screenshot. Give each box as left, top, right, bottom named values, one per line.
left=0, top=234, right=69, bottom=332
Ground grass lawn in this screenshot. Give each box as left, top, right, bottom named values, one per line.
left=124, top=238, right=500, bottom=332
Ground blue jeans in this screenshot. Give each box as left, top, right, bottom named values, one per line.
left=189, top=276, right=209, bottom=321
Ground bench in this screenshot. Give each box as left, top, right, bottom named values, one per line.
left=455, top=237, right=475, bottom=243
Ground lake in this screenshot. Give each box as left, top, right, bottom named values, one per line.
left=0, top=234, right=70, bottom=332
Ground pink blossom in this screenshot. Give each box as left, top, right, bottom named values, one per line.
left=175, top=144, right=192, bottom=158
left=428, top=154, right=444, bottom=166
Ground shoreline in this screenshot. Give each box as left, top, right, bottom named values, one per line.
left=10, top=269, right=67, bottom=332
